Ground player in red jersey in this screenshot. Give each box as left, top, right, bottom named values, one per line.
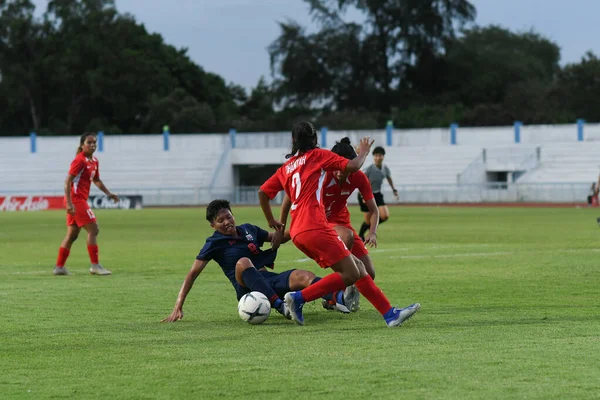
left=258, top=121, right=420, bottom=327
left=324, top=137, right=379, bottom=277
left=53, top=133, right=119, bottom=276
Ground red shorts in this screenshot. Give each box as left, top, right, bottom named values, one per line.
left=293, top=227, right=351, bottom=269
left=66, top=200, right=96, bottom=227
left=330, top=222, right=369, bottom=259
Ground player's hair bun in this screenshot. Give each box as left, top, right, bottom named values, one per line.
left=340, top=137, right=351, bottom=145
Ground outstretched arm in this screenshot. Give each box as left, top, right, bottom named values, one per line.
left=162, top=259, right=208, bottom=322
left=345, top=137, right=374, bottom=173
left=386, top=176, right=399, bottom=200
left=93, top=179, right=119, bottom=203
left=258, top=189, right=284, bottom=231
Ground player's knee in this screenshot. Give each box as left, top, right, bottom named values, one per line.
left=296, top=270, right=316, bottom=288
left=68, top=232, right=79, bottom=243
left=235, top=257, right=253, bottom=271
left=334, top=226, right=354, bottom=249
left=380, top=214, right=389, bottom=222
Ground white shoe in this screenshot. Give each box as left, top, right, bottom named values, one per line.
left=90, top=264, right=112, bottom=275
left=275, top=301, right=292, bottom=320
left=343, top=285, right=360, bottom=312
left=53, top=267, right=71, bottom=276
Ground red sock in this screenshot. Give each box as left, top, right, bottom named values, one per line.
left=355, top=275, right=392, bottom=315
left=301, top=273, right=346, bottom=303
left=87, top=245, right=99, bottom=264
left=56, top=247, right=70, bottom=267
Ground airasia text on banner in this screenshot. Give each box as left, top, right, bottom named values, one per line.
left=0, top=195, right=143, bottom=212
left=0, top=196, right=63, bottom=211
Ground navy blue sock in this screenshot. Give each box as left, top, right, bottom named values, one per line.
left=241, top=268, right=279, bottom=305
left=312, top=277, right=334, bottom=302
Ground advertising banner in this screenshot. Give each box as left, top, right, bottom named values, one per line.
left=87, top=195, right=143, bottom=210
left=0, top=196, right=63, bottom=212
left=0, top=195, right=143, bottom=211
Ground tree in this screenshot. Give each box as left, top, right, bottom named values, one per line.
left=554, top=52, right=600, bottom=122
left=442, top=26, right=560, bottom=107
left=0, top=0, right=241, bottom=135
left=298, top=0, right=477, bottom=112
left=0, top=0, right=48, bottom=133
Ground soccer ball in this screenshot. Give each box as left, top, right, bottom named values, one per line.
left=238, top=291, right=271, bottom=325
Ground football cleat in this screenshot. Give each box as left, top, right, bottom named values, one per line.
left=322, top=299, right=336, bottom=310
left=53, top=267, right=71, bottom=276
left=343, top=285, right=360, bottom=312
left=284, top=291, right=305, bottom=325
left=90, top=264, right=112, bottom=275
left=384, top=303, right=421, bottom=327
left=276, top=301, right=292, bottom=320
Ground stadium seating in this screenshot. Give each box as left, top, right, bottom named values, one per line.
left=517, top=142, right=600, bottom=183
left=381, top=146, right=483, bottom=185
left=0, top=135, right=225, bottom=194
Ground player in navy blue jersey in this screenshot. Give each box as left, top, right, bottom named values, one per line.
left=162, top=199, right=349, bottom=322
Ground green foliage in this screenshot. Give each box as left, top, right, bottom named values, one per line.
left=554, top=52, right=600, bottom=122
left=1, top=0, right=598, bottom=134
left=0, top=0, right=238, bottom=135
left=1, top=207, right=600, bottom=398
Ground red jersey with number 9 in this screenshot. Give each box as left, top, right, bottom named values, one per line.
left=260, top=148, right=349, bottom=239
left=67, top=152, right=100, bottom=202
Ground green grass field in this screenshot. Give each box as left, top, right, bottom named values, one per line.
left=1, top=206, right=599, bottom=399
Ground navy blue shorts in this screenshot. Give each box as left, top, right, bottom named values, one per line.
left=234, top=269, right=295, bottom=300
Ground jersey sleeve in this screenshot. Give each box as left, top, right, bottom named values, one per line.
left=355, top=171, right=375, bottom=202
left=317, top=149, right=350, bottom=171
left=384, top=165, right=392, bottom=179
left=260, top=170, right=284, bottom=200
left=68, top=156, right=86, bottom=177
left=196, top=240, right=213, bottom=261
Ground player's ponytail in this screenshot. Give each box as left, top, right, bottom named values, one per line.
left=286, top=121, right=318, bottom=159
left=331, top=137, right=357, bottom=160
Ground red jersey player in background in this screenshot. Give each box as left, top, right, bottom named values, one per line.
left=325, top=137, right=379, bottom=279
left=53, top=133, right=119, bottom=276
left=258, top=121, right=420, bottom=327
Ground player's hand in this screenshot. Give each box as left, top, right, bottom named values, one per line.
left=364, top=232, right=378, bottom=248
left=268, top=219, right=285, bottom=231
left=108, top=193, right=119, bottom=203
left=162, top=308, right=184, bottom=322
left=66, top=203, right=76, bottom=215
left=393, top=189, right=399, bottom=201
left=271, top=230, right=285, bottom=250
left=357, top=137, right=375, bottom=155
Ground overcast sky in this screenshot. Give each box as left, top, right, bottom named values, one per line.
left=32, top=0, right=600, bottom=91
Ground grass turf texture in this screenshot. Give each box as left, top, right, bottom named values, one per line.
left=1, top=206, right=599, bottom=399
